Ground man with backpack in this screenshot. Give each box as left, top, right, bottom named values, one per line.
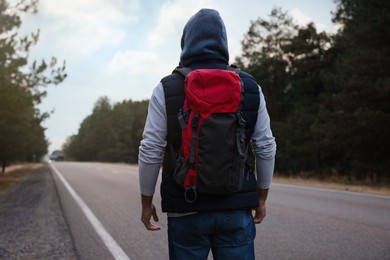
left=138, top=8, right=276, bottom=260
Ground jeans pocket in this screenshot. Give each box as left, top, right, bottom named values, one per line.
left=224, top=210, right=255, bottom=246
left=168, top=214, right=201, bottom=246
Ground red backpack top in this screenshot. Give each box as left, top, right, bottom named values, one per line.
left=173, top=67, right=248, bottom=203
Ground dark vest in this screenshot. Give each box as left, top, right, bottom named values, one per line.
left=160, top=68, right=260, bottom=213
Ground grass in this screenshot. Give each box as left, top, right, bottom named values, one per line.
left=273, top=175, right=390, bottom=196
left=0, top=163, right=42, bottom=194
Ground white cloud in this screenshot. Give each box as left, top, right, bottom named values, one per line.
left=102, top=50, right=169, bottom=101
left=107, top=50, right=163, bottom=75
left=28, top=0, right=138, bottom=59
left=290, top=8, right=312, bottom=27
left=148, top=0, right=213, bottom=48
left=290, top=7, right=333, bottom=33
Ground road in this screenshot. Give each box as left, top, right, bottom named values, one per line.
left=49, top=162, right=390, bottom=260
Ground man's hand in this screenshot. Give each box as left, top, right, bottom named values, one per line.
left=141, top=194, right=161, bottom=231
left=253, top=188, right=269, bottom=224
left=253, top=201, right=266, bottom=224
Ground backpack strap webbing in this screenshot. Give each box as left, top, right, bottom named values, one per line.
left=174, top=67, right=192, bottom=78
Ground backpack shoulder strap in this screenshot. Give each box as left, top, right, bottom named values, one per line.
left=227, top=64, right=241, bottom=73
left=173, top=66, right=192, bottom=78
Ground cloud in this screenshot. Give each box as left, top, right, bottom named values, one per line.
left=25, top=0, right=139, bottom=59
left=107, top=50, right=163, bottom=75
left=290, top=8, right=312, bottom=27
left=102, top=50, right=168, bottom=100
left=290, top=7, right=332, bottom=33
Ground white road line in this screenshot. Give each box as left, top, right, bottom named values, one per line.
left=49, top=163, right=130, bottom=260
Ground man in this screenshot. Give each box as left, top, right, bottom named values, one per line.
left=138, top=8, right=276, bottom=260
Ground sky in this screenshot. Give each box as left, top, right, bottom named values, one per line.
left=18, top=0, right=337, bottom=154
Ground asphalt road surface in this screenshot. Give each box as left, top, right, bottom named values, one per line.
left=49, top=162, right=390, bottom=260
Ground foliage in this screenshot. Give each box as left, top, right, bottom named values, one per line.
left=318, top=0, right=390, bottom=182
left=0, top=0, right=66, bottom=172
left=236, top=3, right=389, bottom=183
left=62, top=97, right=148, bottom=163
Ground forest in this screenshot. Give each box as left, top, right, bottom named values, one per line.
left=62, top=97, right=148, bottom=164
left=1, top=0, right=389, bottom=184
left=234, top=1, right=390, bottom=183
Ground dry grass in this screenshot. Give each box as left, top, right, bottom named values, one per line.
left=0, top=163, right=42, bottom=193
left=273, top=176, right=390, bottom=196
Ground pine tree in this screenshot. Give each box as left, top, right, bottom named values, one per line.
left=0, top=0, right=66, bottom=172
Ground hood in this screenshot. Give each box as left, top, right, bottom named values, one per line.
left=180, top=9, right=229, bottom=67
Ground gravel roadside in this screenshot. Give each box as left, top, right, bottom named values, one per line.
left=0, top=165, right=78, bottom=259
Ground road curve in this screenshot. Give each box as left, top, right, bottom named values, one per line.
left=50, top=162, right=390, bottom=260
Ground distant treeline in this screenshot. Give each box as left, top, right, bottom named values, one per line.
left=62, top=97, right=148, bottom=163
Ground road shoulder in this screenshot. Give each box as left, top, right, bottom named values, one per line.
left=0, top=165, right=78, bottom=259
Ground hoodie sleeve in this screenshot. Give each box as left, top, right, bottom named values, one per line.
left=138, top=83, right=167, bottom=196
left=251, top=86, right=277, bottom=189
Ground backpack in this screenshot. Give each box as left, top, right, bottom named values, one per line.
left=173, top=66, right=249, bottom=203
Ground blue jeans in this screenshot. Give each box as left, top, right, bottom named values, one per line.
left=168, top=210, right=256, bottom=260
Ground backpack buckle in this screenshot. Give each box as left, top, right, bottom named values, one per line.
left=236, top=112, right=246, bottom=126
left=191, top=113, right=200, bottom=128
left=178, top=109, right=189, bottom=129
